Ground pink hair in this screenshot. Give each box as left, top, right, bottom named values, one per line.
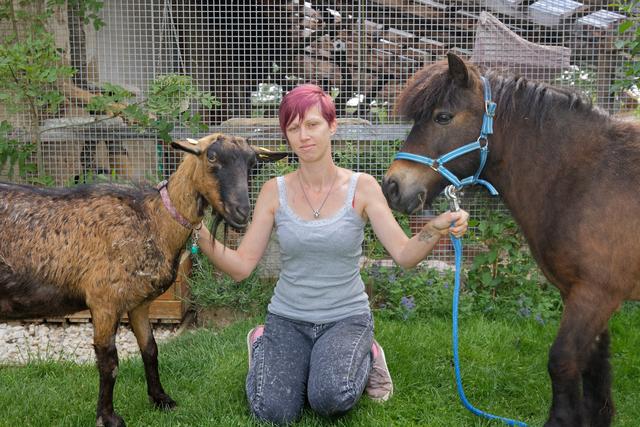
left=278, top=84, right=336, bottom=135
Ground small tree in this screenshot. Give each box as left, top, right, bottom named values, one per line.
left=0, top=0, right=218, bottom=184
left=0, top=0, right=81, bottom=183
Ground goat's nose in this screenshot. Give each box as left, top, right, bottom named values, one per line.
left=382, top=176, right=400, bottom=207
left=233, top=205, right=250, bottom=224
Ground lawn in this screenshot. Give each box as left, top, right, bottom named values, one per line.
left=1, top=306, right=639, bottom=426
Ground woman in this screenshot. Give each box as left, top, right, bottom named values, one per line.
left=198, top=84, right=469, bottom=424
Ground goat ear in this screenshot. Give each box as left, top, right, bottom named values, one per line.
left=447, top=52, right=469, bottom=88
left=171, top=139, right=203, bottom=155
left=253, top=146, right=289, bottom=162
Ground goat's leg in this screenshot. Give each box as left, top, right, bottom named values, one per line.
left=128, top=303, right=176, bottom=409
left=92, top=310, right=124, bottom=427
left=544, top=291, right=616, bottom=427
left=582, top=328, right=615, bottom=427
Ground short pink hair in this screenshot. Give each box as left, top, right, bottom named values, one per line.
left=279, top=84, right=336, bottom=135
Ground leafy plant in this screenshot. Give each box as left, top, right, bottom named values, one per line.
left=0, top=0, right=79, bottom=182
left=364, top=264, right=456, bottom=320
left=0, top=0, right=106, bottom=183
left=187, top=252, right=274, bottom=314
left=465, top=209, right=562, bottom=323
left=613, top=0, right=639, bottom=96
left=0, top=121, right=37, bottom=179
left=87, top=75, right=220, bottom=143
left=1, top=1, right=219, bottom=185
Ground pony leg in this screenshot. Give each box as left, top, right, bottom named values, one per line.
left=92, top=309, right=125, bottom=427
left=582, top=329, right=614, bottom=427
left=128, top=304, right=176, bottom=409
left=545, top=293, right=615, bottom=427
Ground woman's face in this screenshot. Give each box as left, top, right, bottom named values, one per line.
left=285, top=104, right=336, bottom=162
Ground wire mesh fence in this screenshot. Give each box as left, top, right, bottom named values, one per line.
left=1, top=0, right=636, bottom=271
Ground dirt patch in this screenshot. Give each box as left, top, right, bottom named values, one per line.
left=195, top=307, right=254, bottom=329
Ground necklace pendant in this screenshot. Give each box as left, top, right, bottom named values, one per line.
left=313, top=210, right=320, bottom=219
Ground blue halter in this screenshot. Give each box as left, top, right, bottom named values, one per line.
left=394, top=76, right=499, bottom=196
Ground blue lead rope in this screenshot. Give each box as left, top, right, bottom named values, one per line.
left=450, top=231, right=527, bottom=427
left=395, top=75, right=527, bottom=425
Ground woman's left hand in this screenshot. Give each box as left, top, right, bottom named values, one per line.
left=430, top=209, right=470, bottom=238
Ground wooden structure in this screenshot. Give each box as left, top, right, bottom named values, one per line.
left=191, top=0, right=629, bottom=118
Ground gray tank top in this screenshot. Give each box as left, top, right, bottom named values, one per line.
left=267, top=172, right=370, bottom=323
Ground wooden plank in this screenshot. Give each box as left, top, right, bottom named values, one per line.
left=366, top=48, right=421, bottom=78
left=384, top=27, right=417, bottom=45
left=370, top=0, right=449, bottom=21
left=448, top=46, right=473, bottom=59
left=416, top=37, right=448, bottom=57
left=404, top=47, right=434, bottom=63
left=64, top=297, right=186, bottom=323
left=218, top=120, right=412, bottom=142
left=376, top=38, right=404, bottom=55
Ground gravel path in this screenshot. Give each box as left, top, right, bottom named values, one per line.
left=0, top=322, right=179, bottom=365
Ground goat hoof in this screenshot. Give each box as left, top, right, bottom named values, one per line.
left=150, top=393, right=177, bottom=410
left=96, top=413, right=126, bottom=427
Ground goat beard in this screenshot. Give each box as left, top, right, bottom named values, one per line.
left=208, top=213, right=229, bottom=248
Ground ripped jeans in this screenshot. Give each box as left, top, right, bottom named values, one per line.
left=246, top=312, right=374, bottom=425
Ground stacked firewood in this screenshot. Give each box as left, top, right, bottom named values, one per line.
left=282, top=0, right=461, bottom=116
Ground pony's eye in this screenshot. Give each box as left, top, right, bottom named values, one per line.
left=208, top=154, right=217, bottom=164
left=434, top=112, right=453, bottom=125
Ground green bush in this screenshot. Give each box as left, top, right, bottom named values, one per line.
left=365, top=209, right=563, bottom=324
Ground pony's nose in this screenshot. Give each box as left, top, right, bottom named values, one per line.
left=382, top=176, right=400, bottom=208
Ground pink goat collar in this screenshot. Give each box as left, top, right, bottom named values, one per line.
left=157, top=180, right=193, bottom=229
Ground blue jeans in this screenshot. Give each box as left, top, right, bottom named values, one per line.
left=246, top=312, right=374, bottom=425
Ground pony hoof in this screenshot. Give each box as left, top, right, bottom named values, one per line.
left=96, top=413, right=126, bottom=427
left=150, top=393, right=177, bottom=410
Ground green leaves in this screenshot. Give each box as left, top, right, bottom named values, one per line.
left=0, top=33, right=74, bottom=115
left=465, top=209, right=561, bottom=323
left=87, top=74, right=220, bottom=143
left=0, top=120, right=38, bottom=179
left=613, top=0, right=640, bottom=95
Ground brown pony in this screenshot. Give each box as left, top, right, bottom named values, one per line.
left=383, top=53, right=640, bottom=427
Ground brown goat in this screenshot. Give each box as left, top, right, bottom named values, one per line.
left=0, top=133, right=286, bottom=427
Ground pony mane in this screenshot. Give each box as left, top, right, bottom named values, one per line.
left=486, top=69, right=605, bottom=127
left=395, top=59, right=607, bottom=127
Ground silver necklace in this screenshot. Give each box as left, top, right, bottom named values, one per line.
left=297, top=168, right=338, bottom=219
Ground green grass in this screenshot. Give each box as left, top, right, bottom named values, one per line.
left=1, top=306, right=639, bottom=426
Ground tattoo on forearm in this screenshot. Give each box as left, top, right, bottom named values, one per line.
left=418, top=229, right=438, bottom=242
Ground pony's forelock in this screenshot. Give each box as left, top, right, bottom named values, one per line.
left=395, top=61, right=479, bottom=122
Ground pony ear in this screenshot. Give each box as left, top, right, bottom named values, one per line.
left=252, top=146, right=289, bottom=162
left=447, top=52, right=469, bottom=88
left=171, top=139, right=204, bottom=155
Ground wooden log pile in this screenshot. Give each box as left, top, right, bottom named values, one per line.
left=285, top=0, right=459, bottom=116
left=283, top=0, right=631, bottom=116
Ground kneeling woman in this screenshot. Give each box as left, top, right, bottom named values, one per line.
left=198, top=84, right=469, bottom=424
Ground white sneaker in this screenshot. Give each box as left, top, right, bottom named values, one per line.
left=366, top=340, right=394, bottom=402
left=246, top=325, right=264, bottom=368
